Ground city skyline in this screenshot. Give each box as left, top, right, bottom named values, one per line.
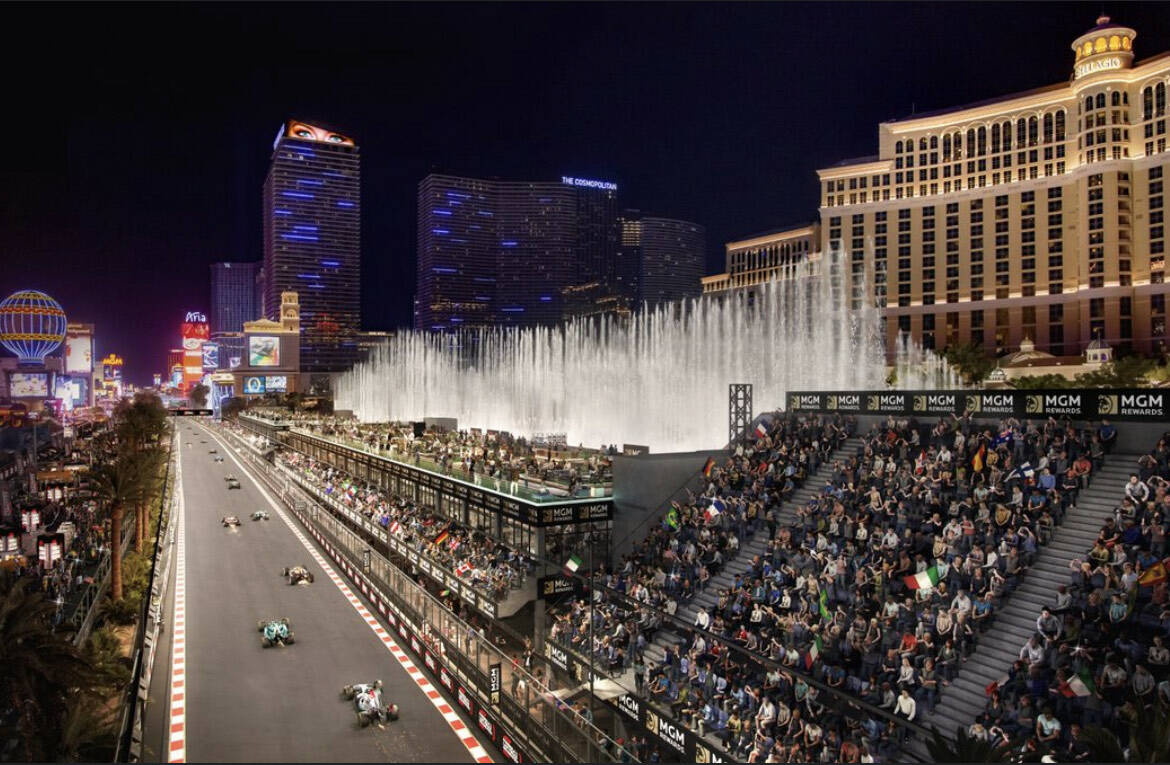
left=4, top=3, right=1170, bottom=382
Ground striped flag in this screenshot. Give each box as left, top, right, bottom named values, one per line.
left=389, top=520, right=401, bottom=535
left=702, top=457, right=716, bottom=477
left=903, top=566, right=940, bottom=591
left=433, top=526, right=450, bottom=546
left=1059, top=670, right=1096, bottom=698
left=564, top=555, right=583, bottom=576
left=804, top=635, right=822, bottom=670
left=705, top=500, right=725, bottom=524
left=1138, top=558, right=1169, bottom=586
left=755, top=422, right=768, bottom=439
left=972, top=444, right=986, bottom=472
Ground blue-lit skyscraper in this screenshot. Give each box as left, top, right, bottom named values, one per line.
left=415, top=174, right=618, bottom=331
left=263, top=119, right=360, bottom=372
left=210, top=261, right=261, bottom=334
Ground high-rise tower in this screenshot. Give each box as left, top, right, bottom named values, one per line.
left=263, top=119, right=360, bottom=372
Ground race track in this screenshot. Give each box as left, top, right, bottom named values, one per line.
left=169, top=422, right=484, bottom=763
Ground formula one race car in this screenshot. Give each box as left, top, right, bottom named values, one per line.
left=221, top=516, right=241, bottom=527
left=258, top=618, right=295, bottom=647
left=251, top=510, right=270, bottom=521
left=226, top=477, right=241, bottom=489
left=214, top=456, right=224, bottom=463
left=342, top=680, right=398, bottom=726
left=282, top=565, right=314, bottom=585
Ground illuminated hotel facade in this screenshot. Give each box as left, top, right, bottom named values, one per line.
left=415, top=174, right=619, bottom=330
left=813, top=17, right=1170, bottom=358
left=702, top=223, right=820, bottom=298
left=262, top=120, right=361, bottom=372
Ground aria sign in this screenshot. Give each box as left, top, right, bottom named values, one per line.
left=1075, top=56, right=1122, bottom=79
left=185, top=311, right=207, bottom=323
left=561, top=176, right=617, bottom=191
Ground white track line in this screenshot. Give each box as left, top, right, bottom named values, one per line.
left=214, top=428, right=493, bottom=763
left=167, top=441, right=187, bottom=763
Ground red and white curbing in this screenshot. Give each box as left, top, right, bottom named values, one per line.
left=220, top=434, right=493, bottom=764
left=167, top=457, right=187, bottom=763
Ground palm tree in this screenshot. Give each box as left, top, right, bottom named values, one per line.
left=925, top=726, right=1015, bottom=763
left=1079, top=702, right=1170, bottom=763
left=130, top=446, right=166, bottom=553
left=92, top=451, right=145, bottom=601
left=0, top=576, right=111, bottom=760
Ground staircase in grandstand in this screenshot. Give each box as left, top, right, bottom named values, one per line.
left=911, top=454, right=1139, bottom=750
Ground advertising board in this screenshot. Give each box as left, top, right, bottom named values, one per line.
left=248, top=335, right=280, bottom=366
left=9, top=372, right=49, bottom=398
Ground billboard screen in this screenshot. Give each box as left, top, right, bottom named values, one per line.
left=265, top=375, right=288, bottom=393
left=10, top=373, right=50, bottom=398
left=248, top=336, right=280, bottom=367
left=202, top=343, right=220, bottom=370
left=181, top=321, right=210, bottom=351
left=243, top=376, right=266, bottom=395
left=229, top=356, right=242, bottom=369
left=54, top=376, right=87, bottom=408
left=153, top=374, right=162, bottom=387
left=171, top=367, right=183, bottom=387
left=64, top=332, right=93, bottom=374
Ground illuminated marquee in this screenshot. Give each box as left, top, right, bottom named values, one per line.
left=561, top=176, right=617, bottom=191
left=1075, top=56, right=1122, bottom=79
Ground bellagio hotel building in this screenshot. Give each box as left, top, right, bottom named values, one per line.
left=712, top=17, right=1170, bottom=360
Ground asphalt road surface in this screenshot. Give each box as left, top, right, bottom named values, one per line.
left=172, top=423, right=480, bottom=763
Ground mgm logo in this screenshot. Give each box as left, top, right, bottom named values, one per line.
left=964, top=394, right=981, bottom=413
left=826, top=394, right=860, bottom=411
left=1025, top=395, right=1044, bottom=414
left=1098, top=395, right=1119, bottom=416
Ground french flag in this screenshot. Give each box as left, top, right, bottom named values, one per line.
left=755, top=422, right=769, bottom=439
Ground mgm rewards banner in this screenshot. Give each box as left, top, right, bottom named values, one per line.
left=786, top=389, right=1169, bottom=422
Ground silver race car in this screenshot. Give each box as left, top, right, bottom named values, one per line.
left=282, top=565, right=314, bottom=585
left=252, top=510, right=271, bottom=521
left=341, top=680, right=398, bottom=726
left=222, top=515, right=241, bottom=527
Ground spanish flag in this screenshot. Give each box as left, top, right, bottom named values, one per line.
left=972, top=444, right=986, bottom=473
left=702, top=457, right=716, bottom=477
left=1138, top=559, right=1169, bottom=587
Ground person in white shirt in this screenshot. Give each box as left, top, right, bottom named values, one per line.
left=894, top=688, right=917, bottom=721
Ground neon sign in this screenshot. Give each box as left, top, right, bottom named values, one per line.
left=561, top=176, right=617, bottom=191
left=185, top=311, right=207, bottom=323
left=1075, top=57, right=1122, bottom=79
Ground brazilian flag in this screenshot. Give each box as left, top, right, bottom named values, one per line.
left=664, top=506, right=680, bottom=531
left=819, top=589, right=832, bottom=622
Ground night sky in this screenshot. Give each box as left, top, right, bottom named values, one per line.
left=3, top=2, right=1169, bottom=384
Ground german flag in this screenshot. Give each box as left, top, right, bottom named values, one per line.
left=702, top=457, right=716, bottom=477
left=433, top=524, right=451, bottom=547
left=1138, top=558, right=1169, bottom=587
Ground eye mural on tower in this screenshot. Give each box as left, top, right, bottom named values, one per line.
left=284, top=120, right=355, bottom=146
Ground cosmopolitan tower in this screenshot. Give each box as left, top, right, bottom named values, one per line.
left=263, top=119, right=361, bottom=372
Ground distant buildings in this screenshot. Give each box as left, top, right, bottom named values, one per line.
left=702, top=223, right=820, bottom=299
left=415, top=173, right=704, bottom=330
left=209, top=261, right=262, bottom=335
left=263, top=119, right=361, bottom=372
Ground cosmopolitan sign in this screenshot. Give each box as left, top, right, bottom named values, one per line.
left=1075, top=56, right=1122, bottom=79
left=561, top=176, right=617, bottom=191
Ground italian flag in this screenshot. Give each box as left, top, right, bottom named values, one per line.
left=1060, top=670, right=1096, bottom=698
left=904, top=566, right=940, bottom=591
left=804, top=635, right=822, bottom=670
left=564, top=555, right=583, bottom=576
